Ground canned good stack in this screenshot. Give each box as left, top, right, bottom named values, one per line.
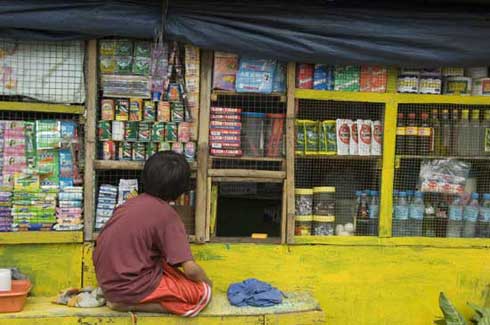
left=209, top=107, right=243, bottom=157
left=294, top=186, right=336, bottom=236
left=98, top=98, right=196, bottom=162
left=54, top=187, right=83, bottom=231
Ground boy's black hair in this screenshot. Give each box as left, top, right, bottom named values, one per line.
left=142, top=151, right=191, bottom=201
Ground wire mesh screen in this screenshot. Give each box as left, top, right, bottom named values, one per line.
left=393, top=103, right=490, bottom=238
left=0, top=39, right=85, bottom=104
left=0, top=111, right=83, bottom=232
left=294, top=99, right=384, bottom=237
left=95, top=169, right=196, bottom=235
left=209, top=93, right=286, bottom=170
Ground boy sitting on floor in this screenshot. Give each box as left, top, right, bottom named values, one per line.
left=93, top=151, right=212, bottom=317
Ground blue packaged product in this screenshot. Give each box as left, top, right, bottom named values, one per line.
left=97, top=203, right=116, bottom=210
left=59, top=178, right=74, bottom=189
left=236, top=70, right=274, bottom=94
left=238, top=58, right=276, bottom=72
left=61, top=121, right=77, bottom=142
left=313, top=64, right=334, bottom=90
left=272, top=62, right=286, bottom=93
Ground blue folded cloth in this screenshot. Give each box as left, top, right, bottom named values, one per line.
left=227, top=278, right=283, bottom=307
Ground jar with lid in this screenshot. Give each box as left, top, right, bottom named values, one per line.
left=312, top=215, right=335, bottom=236
left=295, top=189, right=313, bottom=216
left=313, top=187, right=335, bottom=216
left=295, top=215, right=313, bottom=236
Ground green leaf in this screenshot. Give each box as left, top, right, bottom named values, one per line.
left=439, top=292, right=468, bottom=325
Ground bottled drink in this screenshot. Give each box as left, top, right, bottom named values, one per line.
left=435, top=195, right=449, bottom=237
left=408, top=191, right=424, bottom=236
left=457, top=110, right=471, bottom=156
left=430, top=109, right=442, bottom=156
left=405, top=113, right=418, bottom=155
left=418, top=112, right=431, bottom=155
left=451, top=110, right=460, bottom=155
left=423, top=196, right=436, bottom=237
left=481, top=110, right=490, bottom=155
left=356, top=191, right=369, bottom=235
left=469, top=110, right=481, bottom=156
left=396, top=113, right=406, bottom=155
left=368, top=190, right=379, bottom=236
left=447, top=196, right=463, bottom=237
left=406, top=190, right=414, bottom=206
left=478, top=193, right=490, bottom=238
left=393, top=191, right=409, bottom=237
left=463, top=192, right=479, bottom=238
left=440, top=110, right=451, bottom=156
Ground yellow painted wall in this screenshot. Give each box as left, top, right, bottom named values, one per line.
left=80, top=243, right=490, bottom=325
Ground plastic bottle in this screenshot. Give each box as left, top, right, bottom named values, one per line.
left=423, top=195, right=436, bottom=237
left=451, top=110, right=460, bottom=156
left=462, top=192, right=479, bottom=238
left=435, top=195, right=449, bottom=237
left=430, top=109, right=441, bottom=156
left=406, top=190, right=414, bottom=206
left=481, top=110, right=490, bottom=156
left=440, top=109, right=451, bottom=156
left=408, top=191, right=424, bottom=236
left=418, top=112, right=431, bottom=155
left=405, top=113, right=418, bottom=155
left=393, top=191, right=409, bottom=237
left=470, top=110, right=481, bottom=156
left=478, top=193, right=490, bottom=238
left=456, top=110, right=471, bottom=156
left=368, top=190, right=379, bottom=236
left=447, top=196, right=463, bottom=237
left=396, top=113, right=406, bottom=155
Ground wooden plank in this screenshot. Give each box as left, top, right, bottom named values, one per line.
left=0, top=101, right=85, bottom=114
left=212, top=177, right=284, bottom=183
left=296, top=155, right=381, bottom=161
left=395, top=93, right=490, bottom=105
left=208, top=169, right=285, bottom=178
left=0, top=231, right=83, bottom=244
left=295, top=89, right=389, bottom=103
left=195, top=50, right=213, bottom=243
left=286, top=62, right=297, bottom=244
left=205, top=177, right=212, bottom=241
left=210, top=156, right=285, bottom=162
left=94, top=160, right=197, bottom=170
left=83, top=39, right=98, bottom=241
left=281, top=181, right=287, bottom=244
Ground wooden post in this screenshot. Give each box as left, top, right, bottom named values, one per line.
left=285, top=62, right=296, bottom=244
left=83, top=40, right=97, bottom=241
left=195, top=50, right=213, bottom=243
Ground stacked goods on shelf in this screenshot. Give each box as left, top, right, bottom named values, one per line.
left=295, top=119, right=382, bottom=156
left=95, top=184, right=117, bottom=231
left=184, top=45, right=200, bottom=139
left=209, top=107, right=242, bottom=157
left=54, top=187, right=83, bottom=231
left=296, top=64, right=387, bottom=93
left=0, top=191, right=11, bottom=232
left=396, top=109, right=490, bottom=156
left=212, top=53, right=286, bottom=94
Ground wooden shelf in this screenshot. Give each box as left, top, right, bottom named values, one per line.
left=210, top=156, right=285, bottom=162
left=395, top=93, right=490, bottom=105
left=211, top=90, right=286, bottom=102
left=398, top=155, right=490, bottom=160
left=94, top=160, right=198, bottom=171
left=296, top=155, right=381, bottom=161
left=0, top=231, right=83, bottom=244
left=0, top=101, right=85, bottom=114
left=295, top=89, right=389, bottom=103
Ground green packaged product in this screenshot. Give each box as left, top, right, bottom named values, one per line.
left=319, top=120, right=337, bottom=155
left=143, top=101, right=156, bottom=121
left=133, top=143, right=146, bottom=161
left=115, top=56, right=132, bottom=74
left=146, top=142, right=158, bottom=158
left=303, top=120, right=319, bottom=155
left=165, top=123, right=178, bottom=142
left=295, top=120, right=306, bottom=155
left=119, top=142, right=132, bottom=160
left=133, top=56, right=150, bottom=75
left=334, top=66, right=360, bottom=92
left=115, top=39, right=133, bottom=56
left=138, top=122, right=151, bottom=142
left=134, top=41, right=151, bottom=57
left=152, top=122, right=166, bottom=142
left=98, top=121, right=112, bottom=141
left=124, top=122, right=138, bottom=142
left=37, top=149, right=60, bottom=187
left=36, top=120, right=61, bottom=149
left=171, top=102, right=185, bottom=123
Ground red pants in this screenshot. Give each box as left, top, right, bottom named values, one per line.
left=140, top=263, right=211, bottom=317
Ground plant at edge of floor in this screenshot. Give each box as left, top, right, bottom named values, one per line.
left=435, top=292, right=490, bottom=325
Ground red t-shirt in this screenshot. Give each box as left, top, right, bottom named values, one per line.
left=93, top=193, right=193, bottom=304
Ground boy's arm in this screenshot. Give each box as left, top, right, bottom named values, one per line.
left=182, top=260, right=212, bottom=286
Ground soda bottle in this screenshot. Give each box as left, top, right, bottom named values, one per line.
left=481, top=110, right=490, bottom=156
left=368, top=190, right=379, bottom=236
left=418, top=112, right=431, bottom=155
left=408, top=191, right=424, bottom=236
left=356, top=191, right=369, bottom=235
left=462, top=192, right=479, bottom=238
left=478, top=193, right=490, bottom=238
left=440, top=109, right=451, bottom=156
left=396, top=113, right=406, bottom=155
left=447, top=196, right=463, bottom=237
left=423, top=194, right=436, bottom=237
left=405, top=113, right=418, bottom=155
left=393, top=191, right=409, bottom=237
left=430, top=109, right=441, bottom=156
left=470, top=109, right=481, bottom=156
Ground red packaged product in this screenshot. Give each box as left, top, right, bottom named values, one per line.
left=210, top=142, right=241, bottom=149
left=360, top=66, right=387, bottom=93
left=210, top=114, right=242, bottom=121
left=296, top=64, right=314, bottom=89
left=209, top=135, right=241, bottom=142
left=209, top=129, right=241, bottom=136
left=210, top=107, right=242, bottom=114
left=210, top=149, right=243, bottom=157
left=210, top=120, right=242, bottom=129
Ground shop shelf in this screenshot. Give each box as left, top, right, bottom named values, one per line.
left=210, top=156, right=285, bottom=162
left=0, top=101, right=85, bottom=114
left=0, top=231, right=83, bottom=244
left=395, top=93, right=490, bottom=105
left=211, top=90, right=286, bottom=102
left=94, top=160, right=197, bottom=171
left=296, top=155, right=381, bottom=161
left=295, top=89, right=389, bottom=103
left=397, top=155, right=490, bottom=161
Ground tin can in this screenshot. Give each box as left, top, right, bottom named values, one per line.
left=124, top=121, right=138, bottom=142
left=151, top=91, right=162, bottom=102
left=102, top=141, right=116, bottom=160
left=138, top=122, right=151, bottom=142
left=132, top=143, right=146, bottom=161
left=159, top=142, right=171, bottom=151
left=115, top=99, right=129, bottom=121
left=157, top=101, right=171, bottom=122
left=184, top=142, right=196, bottom=162
left=178, top=122, right=191, bottom=143
left=152, top=122, right=166, bottom=142
left=101, top=99, right=115, bottom=120
left=143, top=100, right=156, bottom=121
left=167, top=83, right=181, bottom=101
left=97, top=121, right=112, bottom=140
left=111, top=121, right=125, bottom=141
left=172, top=142, right=184, bottom=154
left=118, top=142, right=132, bottom=160
left=146, top=142, right=158, bottom=159
left=129, top=98, right=143, bottom=121
left=166, top=123, right=178, bottom=142
left=171, top=102, right=185, bottom=122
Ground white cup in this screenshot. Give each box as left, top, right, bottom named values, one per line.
left=0, top=269, right=12, bottom=292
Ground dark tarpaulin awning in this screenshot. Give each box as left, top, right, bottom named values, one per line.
left=1, top=0, right=490, bottom=66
